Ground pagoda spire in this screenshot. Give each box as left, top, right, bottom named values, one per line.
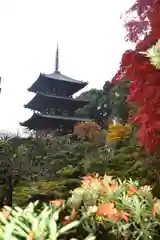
left=55, top=42, right=59, bottom=72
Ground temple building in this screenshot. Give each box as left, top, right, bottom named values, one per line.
left=20, top=44, right=90, bottom=135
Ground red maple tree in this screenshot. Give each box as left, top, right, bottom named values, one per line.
left=112, top=0, right=160, bottom=152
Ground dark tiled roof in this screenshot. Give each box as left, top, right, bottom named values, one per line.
left=20, top=112, right=90, bottom=130
left=35, top=112, right=90, bottom=121
left=35, top=92, right=88, bottom=102
left=28, top=72, right=88, bottom=95
left=24, top=92, right=89, bottom=109
left=21, top=112, right=90, bottom=123
left=44, top=71, right=87, bottom=85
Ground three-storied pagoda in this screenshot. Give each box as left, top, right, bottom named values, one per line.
left=20, top=44, right=90, bottom=135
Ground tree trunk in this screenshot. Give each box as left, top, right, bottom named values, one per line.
left=5, top=174, right=13, bottom=207
left=0, top=185, right=6, bottom=208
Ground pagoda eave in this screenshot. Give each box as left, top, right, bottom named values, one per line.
left=24, top=92, right=89, bottom=111
left=28, top=72, right=88, bottom=96
left=20, top=113, right=90, bottom=130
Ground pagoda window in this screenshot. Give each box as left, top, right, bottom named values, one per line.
left=56, top=87, right=68, bottom=97
left=63, top=110, right=69, bottom=116
left=51, top=88, right=56, bottom=95
left=46, top=109, right=54, bottom=115
left=44, top=87, right=56, bottom=95
left=41, top=109, right=47, bottom=114
left=54, top=109, right=62, bottom=115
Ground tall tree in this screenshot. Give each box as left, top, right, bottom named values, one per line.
left=112, top=0, right=160, bottom=153
left=75, top=88, right=103, bottom=118
left=76, top=81, right=130, bottom=126
left=75, top=84, right=114, bottom=126
left=97, top=80, right=130, bottom=124
left=109, top=80, right=130, bottom=122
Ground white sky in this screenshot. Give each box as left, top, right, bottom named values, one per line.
left=0, top=0, right=134, bottom=134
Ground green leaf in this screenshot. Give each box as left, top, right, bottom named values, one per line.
left=3, top=223, right=15, bottom=240
left=56, top=220, right=80, bottom=236
left=84, top=235, right=96, bottom=240
left=48, top=218, right=57, bottom=240
left=52, top=209, right=60, bottom=221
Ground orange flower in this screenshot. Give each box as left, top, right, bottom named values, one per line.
left=50, top=199, right=63, bottom=207
left=110, top=183, right=119, bottom=191
left=128, top=185, right=138, bottom=197
left=96, top=203, right=129, bottom=222
left=152, top=201, right=160, bottom=217
left=96, top=203, right=119, bottom=222
left=70, top=208, right=78, bottom=220
left=156, top=42, right=160, bottom=50
left=119, top=211, right=129, bottom=222
left=82, top=176, right=93, bottom=187
left=96, top=203, right=116, bottom=215
left=27, top=232, right=35, bottom=240
left=82, top=176, right=93, bottom=182
left=82, top=174, right=100, bottom=187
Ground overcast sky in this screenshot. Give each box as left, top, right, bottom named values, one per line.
left=0, top=0, right=134, bottom=134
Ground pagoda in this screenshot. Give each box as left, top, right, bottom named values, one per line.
left=20, top=44, right=90, bottom=135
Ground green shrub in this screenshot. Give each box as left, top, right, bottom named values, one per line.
left=68, top=175, right=160, bottom=239
left=1, top=176, right=160, bottom=239
left=13, top=181, right=58, bottom=206
left=0, top=201, right=95, bottom=240
left=0, top=133, right=157, bottom=208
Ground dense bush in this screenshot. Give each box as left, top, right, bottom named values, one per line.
left=0, top=201, right=95, bottom=240
left=1, top=176, right=160, bottom=239
left=0, top=135, right=107, bottom=206
left=68, top=175, right=160, bottom=239
left=0, top=127, right=158, bottom=207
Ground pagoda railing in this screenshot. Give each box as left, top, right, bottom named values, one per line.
left=35, top=109, right=76, bottom=117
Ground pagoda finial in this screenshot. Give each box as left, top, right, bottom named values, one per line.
left=55, top=42, right=59, bottom=72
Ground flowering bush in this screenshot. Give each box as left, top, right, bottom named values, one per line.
left=68, top=174, right=160, bottom=239
left=1, top=175, right=160, bottom=239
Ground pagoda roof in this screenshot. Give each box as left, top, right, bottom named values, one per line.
left=28, top=72, right=88, bottom=95
left=20, top=112, right=90, bottom=130
left=45, top=71, right=86, bottom=84
left=24, top=92, right=89, bottom=111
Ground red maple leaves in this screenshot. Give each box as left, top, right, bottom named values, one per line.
left=112, top=1, right=160, bottom=152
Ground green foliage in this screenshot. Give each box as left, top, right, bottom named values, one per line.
left=13, top=181, right=58, bottom=206
left=109, top=80, right=130, bottom=122
left=68, top=175, right=160, bottom=240
left=2, top=135, right=99, bottom=205
left=0, top=202, right=94, bottom=240
left=1, top=177, right=160, bottom=239
left=75, top=88, right=104, bottom=119
left=147, top=40, right=160, bottom=68
left=0, top=126, right=157, bottom=207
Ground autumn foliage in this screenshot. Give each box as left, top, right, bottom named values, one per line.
left=107, top=123, right=131, bottom=144
left=112, top=0, right=160, bottom=152
left=74, top=121, right=106, bottom=144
